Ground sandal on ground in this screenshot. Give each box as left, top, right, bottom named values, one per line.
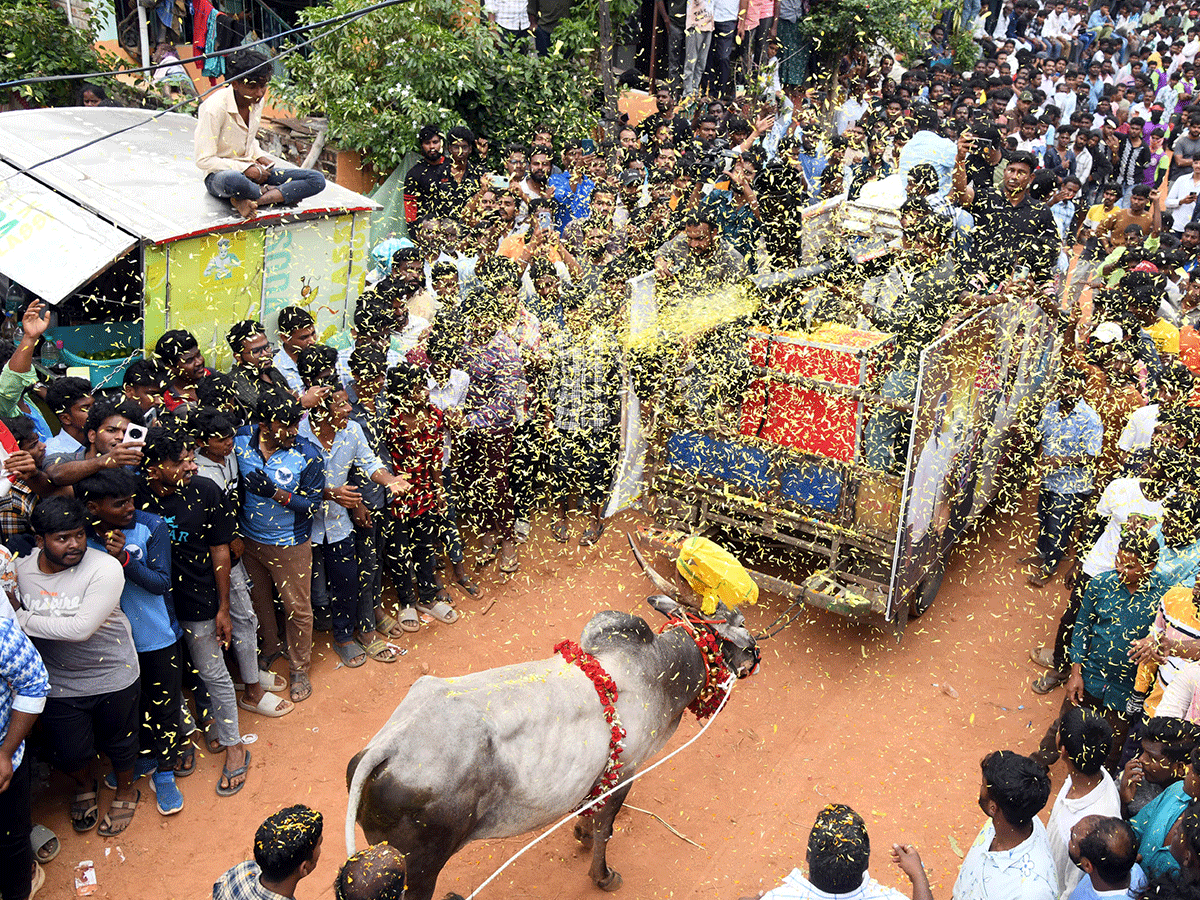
left=29, top=862, right=45, bottom=899
left=333, top=640, right=367, bottom=668
left=97, top=790, right=140, bottom=837
left=216, top=750, right=252, bottom=798
left=258, top=650, right=285, bottom=671
left=475, top=537, right=499, bottom=569
left=552, top=520, right=571, bottom=543
left=452, top=574, right=482, bottom=597
left=361, top=636, right=398, bottom=663
left=238, top=692, right=294, bottom=718
left=498, top=548, right=519, bottom=574
left=375, top=611, right=406, bottom=639
left=200, top=718, right=222, bottom=754
left=1032, top=670, right=1068, bottom=694
left=416, top=600, right=459, bottom=624
left=104, top=757, right=157, bottom=790
left=580, top=521, right=606, bottom=547
left=30, top=825, right=59, bottom=864
left=1029, top=646, right=1056, bottom=669
left=70, top=781, right=99, bottom=833
left=398, top=606, right=420, bottom=632
left=174, top=743, right=196, bottom=778
left=236, top=670, right=287, bottom=692
left=290, top=671, right=312, bottom=703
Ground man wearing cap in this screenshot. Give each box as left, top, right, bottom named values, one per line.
left=1166, top=156, right=1200, bottom=233
left=403, top=125, right=449, bottom=224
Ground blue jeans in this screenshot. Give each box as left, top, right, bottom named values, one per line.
left=204, top=167, right=326, bottom=204
left=961, top=0, right=981, bottom=29
left=1036, top=488, right=1089, bottom=571
left=354, top=519, right=383, bottom=633
left=314, top=536, right=360, bottom=644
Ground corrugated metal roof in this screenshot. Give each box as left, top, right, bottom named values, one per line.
left=0, top=107, right=378, bottom=246
left=0, top=160, right=137, bottom=304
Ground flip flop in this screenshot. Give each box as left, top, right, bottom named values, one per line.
left=238, top=692, right=294, bottom=718
left=97, top=790, right=140, bottom=837
left=398, top=606, right=420, bottom=632
left=235, top=670, right=288, bottom=693
left=362, top=636, right=398, bottom=663
left=498, top=549, right=519, bottom=574
left=375, top=611, right=406, bottom=639
left=174, top=743, right=196, bottom=778
left=552, top=520, right=571, bottom=543
left=200, top=718, right=222, bottom=753
left=30, top=824, right=59, bottom=864
left=580, top=521, right=606, bottom=547
left=216, top=750, right=251, bottom=797
left=415, top=600, right=459, bottom=624
left=333, top=640, right=368, bottom=668
left=453, top=575, right=482, bottom=597
left=70, top=781, right=99, bottom=833
left=290, top=671, right=312, bottom=703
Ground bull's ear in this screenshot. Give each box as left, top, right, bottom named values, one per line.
left=648, top=594, right=683, bottom=619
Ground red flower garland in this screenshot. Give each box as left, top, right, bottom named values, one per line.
left=659, top=620, right=731, bottom=720
left=555, top=640, right=626, bottom=816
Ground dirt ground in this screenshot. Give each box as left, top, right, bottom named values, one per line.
left=31, top=490, right=1073, bottom=900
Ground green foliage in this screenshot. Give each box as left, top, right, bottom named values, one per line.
left=800, top=0, right=938, bottom=73
left=0, top=0, right=105, bottom=107
left=949, top=24, right=981, bottom=69
left=280, top=0, right=606, bottom=173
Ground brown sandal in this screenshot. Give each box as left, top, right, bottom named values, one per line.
left=290, top=671, right=312, bottom=703
left=97, top=790, right=140, bottom=837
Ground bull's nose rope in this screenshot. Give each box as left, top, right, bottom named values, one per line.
left=462, top=668, right=738, bottom=900
left=554, top=640, right=626, bottom=817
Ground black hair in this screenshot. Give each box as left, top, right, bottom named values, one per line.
left=1078, top=817, right=1137, bottom=885
left=194, top=408, right=236, bottom=440
left=1133, top=183, right=1154, bottom=199
left=226, top=48, right=273, bottom=84
left=475, top=256, right=522, bottom=293
left=1, top=415, right=34, bottom=446
left=448, top=124, right=475, bottom=145
left=76, top=468, right=139, bottom=505
left=980, top=750, right=1051, bottom=827
left=254, top=805, right=323, bottom=882
left=353, top=299, right=394, bottom=337
left=139, top=426, right=187, bottom=469
left=334, top=849, right=406, bottom=900
left=391, top=247, right=423, bottom=268
left=277, top=306, right=315, bottom=335
left=1181, top=801, right=1200, bottom=867
left=46, top=376, right=92, bottom=417
left=77, top=82, right=108, bottom=104
left=196, top=372, right=240, bottom=412
left=227, top=319, right=266, bottom=354
left=349, top=344, right=387, bottom=383
left=1119, top=527, right=1161, bottom=566
left=84, top=398, right=144, bottom=444
left=386, top=362, right=427, bottom=400
left=256, top=388, right=303, bottom=427
left=430, top=261, right=458, bottom=280
left=806, top=804, right=870, bottom=894
left=123, top=358, right=166, bottom=390
left=1145, top=717, right=1200, bottom=763
left=1008, top=150, right=1038, bottom=172
left=1059, top=705, right=1113, bottom=775
left=30, top=496, right=87, bottom=536
left=425, top=317, right=465, bottom=366
left=155, top=329, right=198, bottom=366
left=296, top=344, right=339, bottom=390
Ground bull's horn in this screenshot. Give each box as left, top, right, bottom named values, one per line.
left=627, top=532, right=680, bottom=598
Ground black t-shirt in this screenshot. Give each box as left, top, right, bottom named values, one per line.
left=137, top=477, right=235, bottom=622
left=404, top=157, right=450, bottom=220
left=966, top=185, right=1060, bottom=285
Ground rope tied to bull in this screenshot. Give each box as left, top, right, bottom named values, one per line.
left=554, top=640, right=627, bottom=817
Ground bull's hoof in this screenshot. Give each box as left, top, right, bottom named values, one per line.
left=441, top=894, right=467, bottom=900
left=597, top=870, right=623, bottom=892
left=574, top=821, right=594, bottom=847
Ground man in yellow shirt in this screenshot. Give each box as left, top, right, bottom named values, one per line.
left=194, top=49, right=326, bottom=219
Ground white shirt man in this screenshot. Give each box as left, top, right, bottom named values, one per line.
left=1166, top=159, right=1200, bottom=231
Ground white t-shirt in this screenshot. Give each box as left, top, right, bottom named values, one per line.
left=1117, top=404, right=1159, bottom=452
left=1081, top=478, right=1168, bottom=577
left=1045, top=771, right=1122, bottom=899
left=953, top=818, right=1058, bottom=900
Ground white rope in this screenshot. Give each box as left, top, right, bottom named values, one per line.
left=464, top=671, right=739, bottom=900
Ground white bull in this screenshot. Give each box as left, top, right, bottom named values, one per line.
left=345, top=594, right=759, bottom=900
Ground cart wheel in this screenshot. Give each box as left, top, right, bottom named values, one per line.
left=909, top=565, right=945, bottom=618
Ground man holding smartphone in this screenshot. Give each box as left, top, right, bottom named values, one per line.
left=43, top=399, right=147, bottom=489
left=1166, top=157, right=1200, bottom=233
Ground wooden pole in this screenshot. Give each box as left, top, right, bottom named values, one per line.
left=597, top=0, right=618, bottom=135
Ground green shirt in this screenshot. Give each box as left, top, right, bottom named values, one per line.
left=1070, top=568, right=1171, bottom=711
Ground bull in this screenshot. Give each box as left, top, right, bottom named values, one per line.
left=345, top=592, right=760, bottom=900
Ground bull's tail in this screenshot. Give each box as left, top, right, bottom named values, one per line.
left=346, top=743, right=384, bottom=855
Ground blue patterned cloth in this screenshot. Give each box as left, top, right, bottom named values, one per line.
left=1038, top=399, right=1103, bottom=494
left=0, top=615, right=49, bottom=770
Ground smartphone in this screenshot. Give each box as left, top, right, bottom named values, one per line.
left=124, top=422, right=147, bottom=443
left=489, top=174, right=509, bottom=189
left=537, top=208, right=553, bottom=229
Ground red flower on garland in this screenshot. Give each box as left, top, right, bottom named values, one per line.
left=659, top=620, right=731, bottom=720
left=556, top=640, right=626, bottom=817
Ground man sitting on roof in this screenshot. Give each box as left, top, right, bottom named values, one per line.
left=194, top=48, right=325, bottom=219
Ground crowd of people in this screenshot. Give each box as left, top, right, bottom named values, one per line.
left=18, top=0, right=1200, bottom=895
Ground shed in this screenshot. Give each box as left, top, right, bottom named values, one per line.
left=0, top=107, right=378, bottom=386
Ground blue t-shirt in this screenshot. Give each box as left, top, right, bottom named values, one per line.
left=86, top=510, right=176, bottom=653
left=1067, top=863, right=1146, bottom=900
left=1131, top=780, right=1189, bottom=879
left=1039, top=398, right=1103, bottom=494
left=548, top=172, right=594, bottom=233
left=234, top=426, right=325, bottom=547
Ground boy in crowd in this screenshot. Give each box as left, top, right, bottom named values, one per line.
left=213, top=805, right=323, bottom=900
left=43, top=376, right=92, bottom=458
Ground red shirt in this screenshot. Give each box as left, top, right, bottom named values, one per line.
left=386, top=405, right=444, bottom=518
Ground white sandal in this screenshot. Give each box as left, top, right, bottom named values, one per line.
left=416, top=600, right=459, bottom=624
left=237, top=692, right=294, bottom=718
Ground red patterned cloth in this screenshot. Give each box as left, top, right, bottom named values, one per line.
left=386, top=405, right=444, bottom=519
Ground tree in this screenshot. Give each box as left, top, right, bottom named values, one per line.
left=280, top=0, right=607, bottom=173
left=0, top=0, right=106, bottom=108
